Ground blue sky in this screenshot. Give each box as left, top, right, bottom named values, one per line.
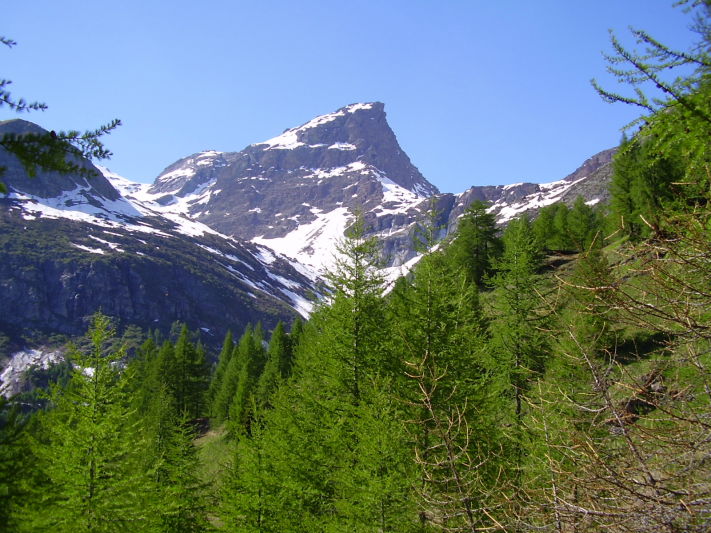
left=2, top=1, right=699, bottom=192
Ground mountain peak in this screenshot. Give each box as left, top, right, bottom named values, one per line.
left=245, top=102, right=437, bottom=197
left=254, top=101, right=385, bottom=151
left=0, top=119, right=121, bottom=201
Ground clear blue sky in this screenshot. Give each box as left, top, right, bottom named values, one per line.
left=2, top=1, right=699, bottom=192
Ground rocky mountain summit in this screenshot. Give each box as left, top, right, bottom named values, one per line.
left=0, top=104, right=616, bottom=391
left=136, top=103, right=437, bottom=275
left=137, top=103, right=614, bottom=277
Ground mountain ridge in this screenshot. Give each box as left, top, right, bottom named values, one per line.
left=138, top=102, right=614, bottom=277
left=0, top=104, right=616, bottom=393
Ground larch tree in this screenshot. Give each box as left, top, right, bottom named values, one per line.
left=390, top=213, right=505, bottom=532
left=27, top=314, right=157, bottom=532
left=220, top=214, right=416, bottom=531
left=212, top=325, right=253, bottom=425
left=488, top=215, right=550, bottom=526
left=447, top=200, right=501, bottom=287
left=207, top=330, right=234, bottom=414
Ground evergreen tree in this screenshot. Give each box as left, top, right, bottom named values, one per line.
left=488, top=215, right=550, bottom=520
left=323, top=214, right=393, bottom=389
left=288, top=317, right=304, bottom=359
left=190, top=341, right=210, bottom=418
left=567, top=196, right=602, bottom=251
left=155, top=340, right=179, bottom=410
left=0, top=397, right=36, bottom=532
left=220, top=215, right=416, bottom=530
left=552, top=203, right=571, bottom=249
left=532, top=203, right=559, bottom=250
left=610, top=137, right=685, bottom=239
left=447, top=200, right=501, bottom=286
left=143, top=385, right=210, bottom=533
left=207, top=330, right=234, bottom=414
left=595, top=0, right=711, bottom=228
left=609, top=136, right=641, bottom=238
left=267, top=321, right=291, bottom=379
left=228, top=323, right=266, bottom=436
left=129, top=335, right=211, bottom=532
left=390, top=214, right=503, bottom=531
left=254, top=322, right=289, bottom=413
left=213, top=326, right=253, bottom=424
left=129, top=337, right=162, bottom=417
left=219, top=315, right=344, bottom=531
left=171, top=325, right=209, bottom=419
left=27, top=314, right=157, bottom=532
left=219, top=424, right=273, bottom=532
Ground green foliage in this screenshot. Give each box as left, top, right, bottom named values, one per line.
left=446, top=200, right=501, bottom=286
left=324, top=213, right=393, bottom=393
left=488, top=215, right=551, bottom=513
left=390, top=215, right=506, bottom=530
left=591, top=1, right=711, bottom=127
left=212, top=327, right=250, bottom=424
left=598, top=1, right=711, bottom=233
left=27, top=314, right=157, bottom=532
left=610, top=136, right=686, bottom=238
left=145, top=390, right=211, bottom=533
left=206, top=330, right=234, bottom=411
left=490, top=216, right=548, bottom=379
left=218, top=216, right=419, bottom=531
left=254, top=321, right=292, bottom=413
left=532, top=199, right=604, bottom=251
left=0, top=397, right=37, bottom=532
left=174, top=326, right=210, bottom=418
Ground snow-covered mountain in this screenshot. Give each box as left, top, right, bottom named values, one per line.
left=0, top=120, right=319, bottom=360
left=132, top=103, right=436, bottom=278
left=0, top=106, right=615, bottom=393
left=114, top=103, right=614, bottom=281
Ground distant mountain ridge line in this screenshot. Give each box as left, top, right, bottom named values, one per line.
left=134, top=102, right=614, bottom=275
left=0, top=104, right=615, bottom=367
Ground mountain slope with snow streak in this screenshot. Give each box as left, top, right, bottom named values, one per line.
left=0, top=120, right=320, bottom=367
left=0, top=106, right=615, bottom=392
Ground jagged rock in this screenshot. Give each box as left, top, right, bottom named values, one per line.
left=0, top=103, right=616, bottom=370
left=146, top=103, right=615, bottom=275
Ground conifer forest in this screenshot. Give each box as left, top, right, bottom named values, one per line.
left=2, top=2, right=711, bottom=531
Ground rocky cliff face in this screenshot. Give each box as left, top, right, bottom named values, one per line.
left=140, top=103, right=614, bottom=276
left=0, top=209, right=313, bottom=342
left=0, top=104, right=616, bottom=385
left=0, top=119, right=318, bottom=356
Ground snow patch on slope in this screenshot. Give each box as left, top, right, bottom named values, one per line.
left=100, top=167, right=226, bottom=238
left=490, top=176, right=588, bottom=223
left=1, top=348, right=63, bottom=398
left=9, top=183, right=145, bottom=220
left=256, top=103, right=375, bottom=150
left=379, top=177, right=422, bottom=208
left=253, top=206, right=354, bottom=279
